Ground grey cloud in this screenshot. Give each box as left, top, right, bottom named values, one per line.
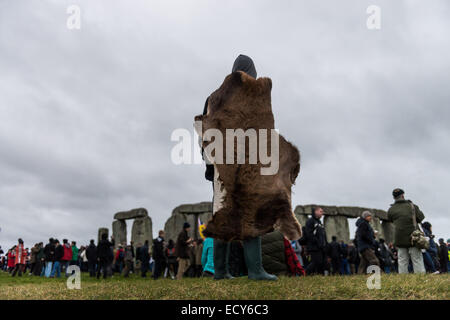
left=1, top=0, right=449, bottom=250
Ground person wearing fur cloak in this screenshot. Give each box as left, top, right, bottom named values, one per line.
left=196, top=55, right=302, bottom=280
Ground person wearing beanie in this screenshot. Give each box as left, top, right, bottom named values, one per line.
left=355, top=211, right=379, bottom=274
left=387, top=188, right=425, bottom=274
left=198, top=55, right=278, bottom=281
left=175, top=222, right=193, bottom=279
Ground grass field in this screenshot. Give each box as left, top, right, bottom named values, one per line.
left=0, top=271, right=448, bottom=300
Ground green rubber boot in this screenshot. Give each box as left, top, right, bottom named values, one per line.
left=243, top=237, right=278, bottom=281
left=213, top=239, right=234, bottom=280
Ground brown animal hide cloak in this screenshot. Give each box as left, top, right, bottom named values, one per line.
left=194, top=71, right=302, bottom=241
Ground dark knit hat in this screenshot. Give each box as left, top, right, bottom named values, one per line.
left=392, top=188, right=404, bottom=198
left=232, top=54, right=257, bottom=78
left=183, top=222, right=191, bottom=229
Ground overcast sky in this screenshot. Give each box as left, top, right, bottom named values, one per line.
left=0, top=0, right=449, bottom=250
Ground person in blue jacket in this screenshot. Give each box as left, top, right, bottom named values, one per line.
left=201, top=237, right=214, bottom=277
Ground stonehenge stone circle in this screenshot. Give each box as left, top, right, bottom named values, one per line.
left=100, top=203, right=395, bottom=247
left=163, top=203, right=395, bottom=244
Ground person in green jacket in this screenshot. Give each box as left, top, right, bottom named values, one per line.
left=71, top=241, right=79, bottom=266
left=387, top=188, right=425, bottom=274
left=35, top=242, right=45, bottom=276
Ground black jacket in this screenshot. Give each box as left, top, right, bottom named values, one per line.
left=55, top=245, right=64, bottom=261
left=327, top=240, right=342, bottom=259
left=439, top=243, right=449, bottom=264
left=86, top=244, right=97, bottom=262
left=43, top=243, right=55, bottom=262
left=152, top=237, right=165, bottom=260
left=355, top=218, right=376, bottom=253
left=348, top=246, right=358, bottom=264
left=97, top=239, right=114, bottom=261
left=340, top=243, right=349, bottom=259
left=380, top=243, right=394, bottom=266
left=139, top=244, right=150, bottom=262
left=305, top=216, right=327, bottom=252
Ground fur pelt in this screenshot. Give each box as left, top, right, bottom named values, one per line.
left=195, top=71, right=302, bottom=241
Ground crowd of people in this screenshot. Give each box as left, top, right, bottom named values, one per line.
left=298, top=189, right=450, bottom=276
left=0, top=229, right=206, bottom=280
left=1, top=191, right=449, bottom=280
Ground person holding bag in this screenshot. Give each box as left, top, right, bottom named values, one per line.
left=387, top=188, right=426, bottom=274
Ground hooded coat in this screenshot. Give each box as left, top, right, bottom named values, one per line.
left=195, top=70, right=302, bottom=241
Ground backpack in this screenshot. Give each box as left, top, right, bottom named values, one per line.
left=409, top=203, right=430, bottom=250
left=166, top=248, right=176, bottom=262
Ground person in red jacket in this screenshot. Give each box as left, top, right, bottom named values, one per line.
left=61, top=239, right=73, bottom=276
left=114, top=244, right=124, bottom=274
left=12, top=239, right=27, bottom=277
left=7, top=247, right=16, bottom=273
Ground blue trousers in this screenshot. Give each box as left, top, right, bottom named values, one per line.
left=340, top=259, right=351, bottom=275
left=51, top=261, right=61, bottom=278
left=423, top=252, right=436, bottom=273
left=44, top=262, right=53, bottom=278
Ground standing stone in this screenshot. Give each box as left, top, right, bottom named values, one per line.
left=164, top=202, right=213, bottom=242
left=112, top=220, right=127, bottom=247
left=381, top=221, right=395, bottom=244
left=324, top=216, right=350, bottom=244
left=131, top=216, right=153, bottom=247
left=164, top=214, right=183, bottom=243
left=114, top=208, right=148, bottom=220
left=294, top=213, right=308, bottom=230
left=98, top=228, right=109, bottom=244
